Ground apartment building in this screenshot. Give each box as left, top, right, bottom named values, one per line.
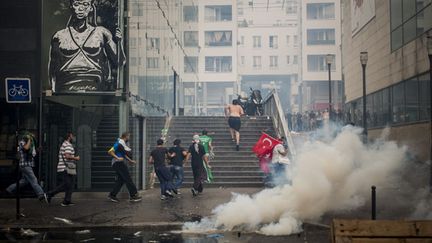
left=300, top=0, right=343, bottom=112
left=181, top=1, right=238, bottom=115
left=237, top=0, right=301, bottom=112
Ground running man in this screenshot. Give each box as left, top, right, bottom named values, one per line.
left=6, top=133, right=48, bottom=203
left=108, top=132, right=142, bottom=203
left=225, top=100, right=244, bottom=151
left=149, top=139, right=176, bottom=200
left=186, top=135, right=210, bottom=196
left=199, top=130, right=214, bottom=183
left=168, top=139, right=187, bottom=191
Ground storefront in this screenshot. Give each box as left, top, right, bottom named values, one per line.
left=1, top=0, right=185, bottom=195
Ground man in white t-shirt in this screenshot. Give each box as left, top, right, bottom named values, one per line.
left=270, top=137, right=291, bottom=186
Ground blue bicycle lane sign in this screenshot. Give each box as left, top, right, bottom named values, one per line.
left=5, top=78, right=31, bottom=103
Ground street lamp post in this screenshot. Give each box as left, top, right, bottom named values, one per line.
left=427, top=36, right=432, bottom=192
left=326, top=54, right=333, bottom=121
left=360, top=51, right=368, bottom=143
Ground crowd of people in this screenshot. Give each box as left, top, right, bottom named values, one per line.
left=286, top=109, right=345, bottom=132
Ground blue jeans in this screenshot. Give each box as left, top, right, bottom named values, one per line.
left=170, top=165, right=184, bottom=189
left=155, top=166, right=174, bottom=195
left=270, top=163, right=291, bottom=186
left=7, top=166, right=44, bottom=197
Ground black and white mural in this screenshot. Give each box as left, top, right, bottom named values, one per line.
left=46, top=0, right=125, bottom=93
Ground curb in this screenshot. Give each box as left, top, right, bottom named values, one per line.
left=0, top=222, right=184, bottom=231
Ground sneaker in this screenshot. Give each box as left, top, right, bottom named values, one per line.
left=108, top=194, right=120, bottom=203
left=175, top=190, right=181, bottom=195
left=171, top=188, right=178, bottom=195
left=165, top=190, right=174, bottom=198
left=39, top=193, right=49, bottom=204
left=191, top=188, right=197, bottom=197
left=160, top=195, right=168, bottom=201
left=61, top=201, right=75, bottom=207
left=129, top=194, right=142, bottom=202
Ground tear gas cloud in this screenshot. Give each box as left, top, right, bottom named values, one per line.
left=183, top=126, right=409, bottom=235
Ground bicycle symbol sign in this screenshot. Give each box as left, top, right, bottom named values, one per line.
left=5, top=78, right=31, bottom=103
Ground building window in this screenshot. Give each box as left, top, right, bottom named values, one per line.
left=286, top=35, right=290, bottom=45
left=306, top=3, right=335, bottom=20
left=390, top=0, right=432, bottom=51
left=130, top=37, right=137, bottom=48
left=287, top=55, right=290, bottom=64
left=269, top=35, right=278, bottom=48
left=240, top=56, right=245, bottom=65
left=131, top=3, right=143, bottom=16
left=346, top=72, right=431, bottom=128
left=205, top=31, right=232, bottom=47
left=147, top=57, right=159, bottom=69
left=270, top=56, right=278, bottom=68
left=146, top=38, right=160, bottom=50
left=253, top=36, right=261, bottom=48
left=253, top=56, right=262, bottom=69
left=293, top=35, right=298, bottom=46
left=405, top=79, right=419, bottom=122
left=130, top=57, right=137, bottom=66
left=392, top=82, right=405, bottom=123
left=240, top=36, right=244, bottom=45
left=307, top=29, right=336, bottom=45
left=204, top=5, right=232, bottom=22
left=184, top=56, right=198, bottom=73
left=419, top=73, right=431, bottom=120
left=184, top=31, right=198, bottom=47
left=184, top=6, right=198, bottom=22
left=307, top=55, right=335, bottom=72
left=293, top=55, right=298, bottom=64
left=205, top=56, right=232, bottom=72
left=286, top=1, right=298, bottom=14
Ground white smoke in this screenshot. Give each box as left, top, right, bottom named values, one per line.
left=183, top=126, right=409, bottom=235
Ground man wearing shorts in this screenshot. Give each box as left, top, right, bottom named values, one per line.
left=225, top=100, right=244, bottom=151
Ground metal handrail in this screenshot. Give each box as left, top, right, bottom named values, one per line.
left=263, top=89, right=296, bottom=157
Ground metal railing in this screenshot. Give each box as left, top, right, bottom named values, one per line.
left=263, top=89, right=296, bottom=157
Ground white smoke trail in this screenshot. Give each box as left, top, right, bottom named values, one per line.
left=183, top=126, right=408, bottom=235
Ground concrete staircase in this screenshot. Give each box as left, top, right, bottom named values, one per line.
left=91, top=116, right=119, bottom=190
left=166, top=116, right=275, bottom=188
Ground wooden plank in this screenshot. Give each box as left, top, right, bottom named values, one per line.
left=406, top=240, right=432, bottom=243
left=351, top=239, right=403, bottom=243
left=416, top=221, right=432, bottom=236
left=333, top=219, right=418, bottom=237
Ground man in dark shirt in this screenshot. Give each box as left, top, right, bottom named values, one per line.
left=149, top=139, right=175, bottom=200
left=186, top=135, right=210, bottom=196
left=168, top=139, right=187, bottom=191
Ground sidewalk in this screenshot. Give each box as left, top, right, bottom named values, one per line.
left=0, top=188, right=261, bottom=228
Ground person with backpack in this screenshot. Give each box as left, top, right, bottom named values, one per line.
left=107, top=132, right=142, bottom=203
left=47, top=132, right=79, bottom=206
left=6, top=132, right=48, bottom=203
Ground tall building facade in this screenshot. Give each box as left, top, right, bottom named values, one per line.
left=300, top=0, right=343, bottom=112
left=237, top=0, right=301, bottom=112
left=181, top=0, right=238, bottom=116
left=341, top=0, right=431, bottom=161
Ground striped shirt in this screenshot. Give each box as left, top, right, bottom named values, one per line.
left=58, top=140, right=75, bottom=172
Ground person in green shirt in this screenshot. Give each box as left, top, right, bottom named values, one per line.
left=199, top=130, right=213, bottom=156
left=199, top=130, right=214, bottom=183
